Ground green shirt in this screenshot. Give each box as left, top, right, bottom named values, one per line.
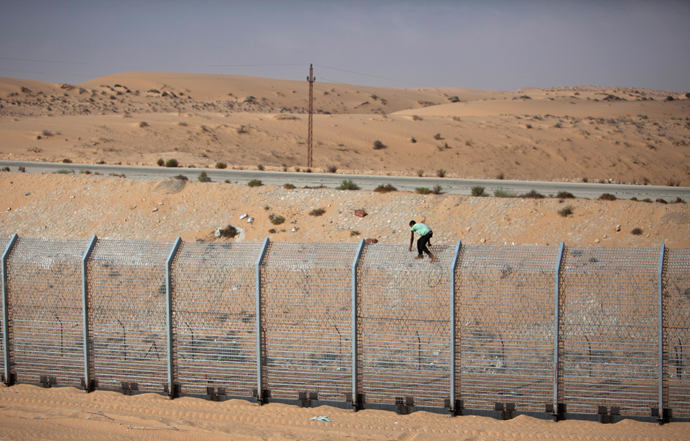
left=411, top=223, right=431, bottom=236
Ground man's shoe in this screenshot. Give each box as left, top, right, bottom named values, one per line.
left=414, top=255, right=424, bottom=260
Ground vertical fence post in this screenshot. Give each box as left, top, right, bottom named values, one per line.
left=657, top=243, right=666, bottom=423
left=449, top=240, right=462, bottom=415
left=351, top=239, right=365, bottom=411
left=165, top=237, right=182, bottom=399
left=552, top=242, right=565, bottom=420
left=2, top=234, right=18, bottom=386
left=81, top=235, right=98, bottom=392
left=255, top=238, right=270, bottom=404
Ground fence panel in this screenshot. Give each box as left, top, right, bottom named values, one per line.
left=357, top=244, right=453, bottom=408
left=171, top=241, right=261, bottom=397
left=0, top=235, right=10, bottom=377
left=261, top=242, right=356, bottom=403
left=560, top=247, right=659, bottom=416
left=457, top=244, right=559, bottom=413
left=664, top=248, right=690, bottom=418
left=86, top=239, right=172, bottom=392
left=5, top=237, right=88, bottom=387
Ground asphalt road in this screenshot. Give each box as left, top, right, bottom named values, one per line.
left=1, top=160, right=688, bottom=201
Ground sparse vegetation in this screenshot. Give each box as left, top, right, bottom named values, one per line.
left=416, top=169, right=424, bottom=177
left=337, top=179, right=359, bottom=190
left=62, top=158, right=72, bottom=163
left=436, top=169, right=446, bottom=178
left=599, top=193, right=617, bottom=201
left=198, top=171, right=211, bottom=182
left=433, top=133, right=442, bottom=140
left=139, top=121, right=149, bottom=128
left=257, top=164, right=265, bottom=171
left=431, top=185, right=443, bottom=194
left=374, top=184, right=397, bottom=193
left=520, top=190, right=545, bottom=199
left=215, top=162, right=227, bottom=169
left=415, top=187, right=431, bottom=194
left=173, top=174, right=188, bottom=181
left=674, top=197, right=685, bottom=204
left=165, top=159, right=179, bottom=168
left=556, top=191, right=575, bottom=199
left=309, top=208, right=326, bottom=216
left=410, top=137, right=417, bottom=143
left=157, top=158, right=164, bottom=166
left=327, top=165, right=337, bottom=173
left=236, top=125, right=248, bottom=134
left=218, top=225, right=237, bottom=238
left=247, top=179, right=262, bottom=187
left=471, top=186, right=486, bottom=197
left=494, top=188, right=514, bottom=198
left=350, top=231, right=360, bottom=237
left=269, top=214, right=285, bottom=225
left=496, top=172, right=505, bottom=180
left=373, top=140, right=386, bottom=150
left=631, top=228, right=643, bottom=235
left=42, top=129, right=53, bottom=137
left=667, top=178, right=681, bottom=187
left=283, top=183, right=295, bottom=190
left=558, top=205, right=573, bottom=217
left=656, top=198, right=667, bottom=204
left=56, top=169, right=73, bottom=174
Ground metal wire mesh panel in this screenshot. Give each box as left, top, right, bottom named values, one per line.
left=560, top=246, right=659, bottom=416
left=171, top=241, right=262, bottom=397
left=357, top=244, right=453, bottom=408
left=663, top=248, right=690, bottom=418
left=261, top=242, right=356, bottom=402
left=86, top=239, right=172, bottom=392
left=456, top=245, right=558, bottom=413
left=0, top=235, right=10, bottom=375
left=5, top=237, right=88, bottom=386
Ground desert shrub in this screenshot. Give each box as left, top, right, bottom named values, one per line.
left=247, top=179, right=262, bottom=187
left=599, top=193, right=617, bottom=201
left=56, top=169, right=73, bottom=174
left=556, top=191, right=575, bottom=199
left=448, top=96, right=460, bottom=102
left=306, top=168, right=312, bottom=173
left=269, top=214, right=285, bottom=225
left=431, top=185, right=443, bottom=194
left=415, top=187, right=431, bottom=194
left=642, top=198, right=652, bottom=203
left=178, top=121, right=188, bottom=126
left=18, top=166, right=25, bottom=172
left=62, top=158, right=72, bottom=163
left=236, top=125, right=248, bottom=134
left=656, top=198, right=667, bottom=204
left=374, top=184, right=397, bottom=193
left=496, top=171, right=505, bottom=180
left=139, top=121, right=149, bottom=127
left=1, top=167, right=10, bottom=172
left=667, top=178, right=681, bottom=186
left=674, top=197, right=686, bottom=204
left=433, top=133, right=442, bottom=140
left=494, top=188, right=514, bottom=198
left=436, top=169, right=446, bottom=177
left=471, top=186, right=486, bottom=197
left=165, top=159, right=179, bottom=167
left=520, top=190, right=545, bottom=199
left=309, top=208, right=326, bottom=216
left=42, top=129, right=53, bottom=136
left=416, top=169, right=424, bottom=177
left=173, top=174, right=188, bottom=181
left=157, top=158, right=164, bottom=166
left=283, top=183, right=295, bottom=190
left=558, top=205, right=573, bottom=217
left=218, top=225, right=237, bottom=238
left=337, top=179, right=359, bottom=190
left=525, top=124, right=532, bottom=129
left=631, top=228, right=643, bottom=235
left=373, top=140, right=386, bottom=150
left=294, top=166, right=300, bottom=172
left=198, top=171, right=211, bottom=182
left=215, top=162, right=227, bottom=169
left=268, top=228, right=276, bottom=234
left=274, top=114, right=299, bottom=120
left=350, top=231, right=360, bottom=237
left=257, top=164, right=264, bottom=171
left=410, top=137, right=417, bottom=143
left=327, top=165, right=337, bottom=173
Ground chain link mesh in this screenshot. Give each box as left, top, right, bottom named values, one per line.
left=86, top=238, right=172, bottom=392
left=663, top=248, right=690, bottom=418
left=456, top=244, right=559, bottom=412
left=560, top=246, right=660, bottom=416
left=261, top=241, right=357, bottom=402
left=171, top=241, right=262, bottom=397
left=5, top=237, right=88, bottom=386
left=357, top=243, right=453, bottom=408
left=0, top=235, right=10, bottom=376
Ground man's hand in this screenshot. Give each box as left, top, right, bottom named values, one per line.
left=409, top=246, right=413, bottom=252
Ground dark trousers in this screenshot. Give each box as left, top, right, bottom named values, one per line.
left=417, top=232, right=433, bottom=256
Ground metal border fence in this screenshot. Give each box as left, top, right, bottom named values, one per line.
left=1, top=234, right=688, bottom=424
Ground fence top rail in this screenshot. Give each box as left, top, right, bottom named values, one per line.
left=562, top=246, right=662, bottom=274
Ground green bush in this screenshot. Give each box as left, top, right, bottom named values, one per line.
left=269, top=214, right=285, bottom=225
left=555, top=191, right=575, bottom=199
left=494, top=188, right=514, bottom=198
left=558, top=205, right=573, bottom=217
left=599, top=193, right=617, bottom=201
left=157, top=158, right=164, bottom=166
left=247, top=179, right=262, bottom=187
left=218, top=225, right=237, bottom=238
left=215, top=162, right=227, bottom=169
left=283, top=183, right=295, bottom=190
left=520, top=190, right=545, bottom=199
left=337, top=179, right=359, bottom=190
left=198, top=171, right=211, bottom=182
left=415, top=187, right=431, bottom=194
left=471, top=186, right=486, bottom=197
left=165, top=159, right=179, bottom=168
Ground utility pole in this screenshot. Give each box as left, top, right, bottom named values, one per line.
left=307, top=64, right=315, bottom=168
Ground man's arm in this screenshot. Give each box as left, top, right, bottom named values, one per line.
left=409, top=230, right=415, bottom=251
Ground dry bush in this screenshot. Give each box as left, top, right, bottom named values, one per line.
left=599, top=193, right=617, bottom=201
left=274, top=114, right=299, bottom=120
left=218, top=225, right=237, bottom=238
left=631, top=228, right=643, bottom=235
left=556, top=191, right=575, bottom=199
left=215, top=162, right=227, bottom=169
left=374, top=184, right=397, bottom=193
left=373, top=140, right=386, bottom=150
left=327, top=165, right=337, bottom=173
left=434, top=133, right=443, bottom=140
left=416, top=169, right=424, bottom=177
left=309, top=208, right=326, bottom=216
left=558, top=205, right=573, bottom=217
left=436, top=169, right=446, bottom=177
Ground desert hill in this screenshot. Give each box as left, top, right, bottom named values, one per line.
left=0, top=73, right=688, bottom=186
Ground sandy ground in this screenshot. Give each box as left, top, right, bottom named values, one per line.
left=1, top=72, right=689, bottom=440
left=2, top=384, right=689, bottom=441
